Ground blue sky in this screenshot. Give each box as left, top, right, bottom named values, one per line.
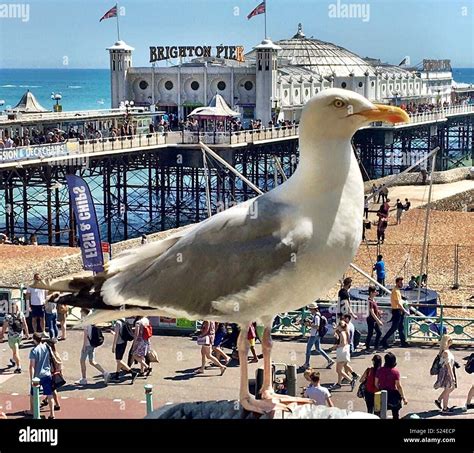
left=0, top=0, right=472, bottom=68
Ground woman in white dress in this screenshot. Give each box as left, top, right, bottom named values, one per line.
left=434, top=335, right=457, bottom=414
left=331, top=321, right=354, bottom=390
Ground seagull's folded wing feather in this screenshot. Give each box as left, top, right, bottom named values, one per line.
left=101, top=196, right=313, bottom=319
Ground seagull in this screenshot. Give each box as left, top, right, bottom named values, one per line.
left=39, top=89, right=409, bottom=413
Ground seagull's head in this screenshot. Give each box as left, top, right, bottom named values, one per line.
left=300, top=88, right=410, bottom=140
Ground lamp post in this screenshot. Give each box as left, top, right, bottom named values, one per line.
left=124, top=100, right=135, bottom=115
left=51, top=92, right=62, bottom=112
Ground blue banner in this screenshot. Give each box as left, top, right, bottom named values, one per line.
left=66, top=175, right=104, bottom=273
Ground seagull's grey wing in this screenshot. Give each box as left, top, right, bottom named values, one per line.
left=101, top=196, right=313, bottom=318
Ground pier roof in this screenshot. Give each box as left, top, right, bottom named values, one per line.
left=10, top=90, right=49, bottom=114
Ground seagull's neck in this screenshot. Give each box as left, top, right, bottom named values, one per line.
left=296, top=136, right=353, bottom=189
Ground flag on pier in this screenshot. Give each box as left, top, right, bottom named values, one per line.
left=99, top=4, right=118, bottom=22
left=247, top=1, right=266, bottom=20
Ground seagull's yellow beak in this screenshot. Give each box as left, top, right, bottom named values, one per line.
left=357, top=104, right=410, bottom=124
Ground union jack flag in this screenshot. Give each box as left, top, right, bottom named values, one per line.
left=99, top=4, right=118, bottom=22
left=247, top=1, right=266, bottom=20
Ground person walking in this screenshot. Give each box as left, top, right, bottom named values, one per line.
left=302, top=303, right=334, bottom=370
left=395, top=199, right=404, bottom=225
left=330, top=321, right=356, bottom=391
left=376, top=184, right=383, bottom=203
left=381, top=277, right=410, bottom=349
left=376, top=218, right=388, bottom=244
left=195, top=320, right=226, bottom=375
left=40, top=339, right=62, bottom=412
left=28, top=333, right=55, bottom=419
left=44, top=292, right=59, bottom=339
left=111, top=318, right=138, bottom=383
left=359, top=354, right=382, bottom=413
left=381, top=185, right=389, bottom=203
left=304, top=371, right=334, bottom=407
left=364, top=196, right=369, bottom=219
left=365, top=286, right=384, bottom=351
left=212, top=323, right=231, bottom=365
left=131, top=316, right=153, bottom=377
left=75, top=308, right=110, bottom=386
left=56, top=301, right=68, bottom=341
left=247, top=323, right=259, bottom=363
left=26, top=273, right=47, bottom=333
left=375, top=352, right=407, bottom=419
left=337, top=277, right=357, bottom=321
left=404, top=198, right=411, bottom=212
left=434, top=335, right=457, bottom=414
left=373, top=255, right=386, bottom=294
left=1, top=300, right=29, bottom=374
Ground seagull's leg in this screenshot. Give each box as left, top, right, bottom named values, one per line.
left=259, top=317, right=313, bottom=406
left=237, top=323, right=282, bottom=414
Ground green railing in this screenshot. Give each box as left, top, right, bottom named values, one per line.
left=271, top=302, right=474, bottom=345
left=405, top=304, right=474, bottom=344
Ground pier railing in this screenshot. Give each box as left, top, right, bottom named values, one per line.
left=179, top=124, right=299, bottom=145
left=371, top=104, right=474, bottom=127
left=77, top=132, right=167, bottom=154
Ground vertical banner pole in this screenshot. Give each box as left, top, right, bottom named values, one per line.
left=116, top=3, right=121, bottom=41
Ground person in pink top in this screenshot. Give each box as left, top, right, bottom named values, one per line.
left=196, top=321, right=226, bottom=376
left=375, top=352, right=408, bottom=419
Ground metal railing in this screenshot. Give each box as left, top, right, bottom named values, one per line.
left=371, top=104, right=474, bottom=128
left=271, top=302, right=474, bottom=345
left=405, top=303, right=474, bottom=344
left=77, top=132, right=167, bottom=154
left=180, top=125, right=300, bottom=145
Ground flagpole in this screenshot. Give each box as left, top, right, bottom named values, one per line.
left=264, top=0, right=267, bottom=38
left=116, top=3, right=121, bottom=41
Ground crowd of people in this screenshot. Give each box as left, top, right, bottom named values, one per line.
left=0, top=273, right=158, bottom=419
left=1, top=269, right=472, bottom=420
left=362, top=183, right=412, bottom=244
left=300, top=279, right=474, bottom=417
left=0, top=232, right=38, bottom=246
left=399, top=101, right=451, bottom=115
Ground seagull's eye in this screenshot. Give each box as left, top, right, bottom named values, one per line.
left=333, top=99, right=345, bottom=108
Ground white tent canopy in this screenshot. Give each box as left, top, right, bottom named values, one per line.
left=188, top=94, right=240, bottom=119
left=10, top=90, right=49, bottom=114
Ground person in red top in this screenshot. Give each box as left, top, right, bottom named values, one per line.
left=365, top=287, right=384, bottom=350
left=360, top=354, right=382, bottom=413
left=375, top=352, right=408, bottom=419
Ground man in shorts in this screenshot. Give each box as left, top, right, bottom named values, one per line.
left=26, top=273, right=47, bottom=333
left=28, top=333, right=54, bottom=419
left=1, top=301, right=29, bottom=373
left=75, top=308, right=109, bottom=386
left=111, top=318, right=138, bottom=383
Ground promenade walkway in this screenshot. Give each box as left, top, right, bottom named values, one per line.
left=1, top=331, right=472, bottom=419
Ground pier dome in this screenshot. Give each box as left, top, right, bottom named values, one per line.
left=275, top=24, right=376, bottom=78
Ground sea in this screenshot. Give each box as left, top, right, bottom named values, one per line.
left=0, top=69, right=110, bottom=111
left=1, top=68, right=473, bottom=112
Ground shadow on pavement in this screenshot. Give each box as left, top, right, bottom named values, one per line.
left=164, top=367, right=200, bottom=381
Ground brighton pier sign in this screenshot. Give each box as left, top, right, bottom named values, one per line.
left=150, top=45, right=245, bottom=63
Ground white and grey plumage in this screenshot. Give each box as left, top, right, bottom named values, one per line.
left=41, top=89, right=409, bottom=413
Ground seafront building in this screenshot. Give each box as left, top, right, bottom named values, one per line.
left=109, top=24, right=454, bottom=124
